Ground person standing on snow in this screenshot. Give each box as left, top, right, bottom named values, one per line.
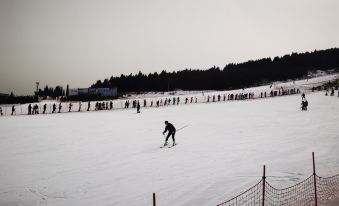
left=11, top=105, right=15, bottom=115
left=28, top=104, right=32, bottom=115
left=163, top=121, right=176, bottom=146
left=43, top=104, right=47, bottom=114
left=58, top=103, right=62, bottom=113
left=52, top=103, right=56, bottom=113
left=137, top=101, right=140, bottom=113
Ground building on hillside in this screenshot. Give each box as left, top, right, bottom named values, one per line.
left=69, top=88, right=117, bottom=97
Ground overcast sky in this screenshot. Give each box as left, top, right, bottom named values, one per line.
left=0, top=0, right=339, bottom=95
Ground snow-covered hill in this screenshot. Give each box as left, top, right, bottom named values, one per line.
left=0, top=84, right=339, bottom=205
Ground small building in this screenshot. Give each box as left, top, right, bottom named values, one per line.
left=88, top=88, right=117, bottom=97
left=69, top=88, right=117, bottom=97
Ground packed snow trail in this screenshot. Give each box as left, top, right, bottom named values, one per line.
left=0, top=91, right=339, bottom=205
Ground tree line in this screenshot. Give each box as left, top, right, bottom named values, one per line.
left=91, top=48, right=339, bottom=93
left=0, top=85, right=67, bottom=104
left=36, top=85, right=66, bottom=97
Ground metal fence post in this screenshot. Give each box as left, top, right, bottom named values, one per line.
left=153, top=193, right=156, bottom=206
left=262, top=165, right=266, bottom=206
left=312, top=152, right=318, bottom=206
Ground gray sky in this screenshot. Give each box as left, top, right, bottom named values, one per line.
left=1, top=0, right=339, bottom=95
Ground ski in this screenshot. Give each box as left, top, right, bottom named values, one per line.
left=168, top=143, right=177, bottom=148
left=160, top=143, right=177, bottom=148
left=160, top=144, right=168, bottom=148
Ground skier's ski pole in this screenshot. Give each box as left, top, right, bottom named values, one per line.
left=176, top=124, right=189, bottom=132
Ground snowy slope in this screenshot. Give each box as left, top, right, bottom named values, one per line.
left=0, top=90, right=339, bottom=205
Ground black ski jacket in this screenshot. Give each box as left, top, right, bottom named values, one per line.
left=163, top=123, right=176, bottom=134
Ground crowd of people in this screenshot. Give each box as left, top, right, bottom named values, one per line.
left=1, top=85, right=338, bottom=116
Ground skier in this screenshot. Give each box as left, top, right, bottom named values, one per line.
left=58, top=103, right=62, bottom=113
left=301, top=93, right=306, bottom=100
left=87, top=102, right=90, bottom=111
left=301, top=99, right=308, bottom=111
left=0, top=106, right=3, bottom=116
left=162, top=121, right=176, bottom=147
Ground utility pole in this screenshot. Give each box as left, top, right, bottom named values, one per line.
left=36, top=82, right=39, bottom=96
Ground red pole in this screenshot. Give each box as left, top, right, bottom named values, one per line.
left=153, top=193, right=156, bottom=206
left=262, top=165, right=266, bottom=206
left=312, top=152, right=318, bottom=206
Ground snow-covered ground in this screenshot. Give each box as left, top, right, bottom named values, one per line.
left=0, top=87, right=339, bottom=205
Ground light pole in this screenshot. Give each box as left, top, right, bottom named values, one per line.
left=36, top=82, right=39, bottom=96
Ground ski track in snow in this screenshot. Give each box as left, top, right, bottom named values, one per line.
left=0, top=75, right=339, bottom=205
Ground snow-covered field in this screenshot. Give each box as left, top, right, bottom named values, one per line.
left=0, top=87, right=339, bottom=205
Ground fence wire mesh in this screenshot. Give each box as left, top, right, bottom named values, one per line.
left=217, top=180, right=263, bottom=206
left=264, top=175, right=314, bottom=206
left=317, top=174, right=339, bottom=202
left=217, top=173, right=339, bottom=206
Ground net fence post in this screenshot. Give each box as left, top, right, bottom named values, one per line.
left=153, top=193, right=156, bottom=206
left=313, top=152, right=318, bottom=206
left=262, top=165, right=266, bottom=206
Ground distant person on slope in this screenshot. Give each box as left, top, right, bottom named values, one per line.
left=43, top=104, right=47, bottom=114
left=302, top=93, right=306, bottom=100
left=11, top=105, right=15, bottom=115
left=52, top=103, right=56, bottom=113
left=137, top=101, right=140, bottom=113
left=163, top=121, right=176, bottom=147
left=301, top=99, right=308, bottom=111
